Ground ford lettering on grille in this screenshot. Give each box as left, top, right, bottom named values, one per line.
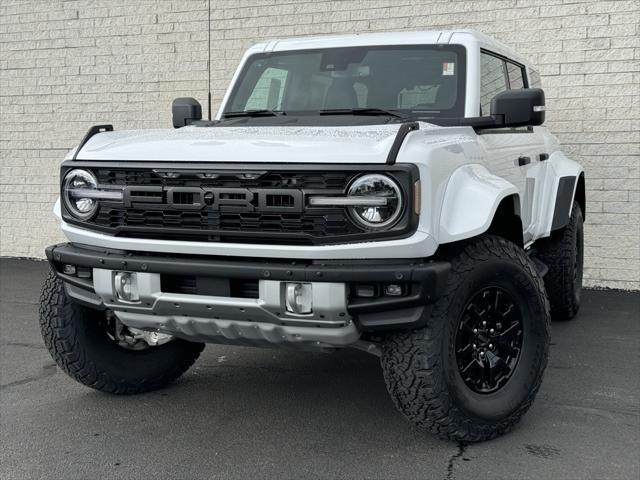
left=122, top=186, right=303, bottom=213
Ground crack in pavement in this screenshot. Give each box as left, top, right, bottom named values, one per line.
left=0, top=362, right=57, bottom=390
left=0, top=341, right=45, bottom=350
left=445, top=442, right=467, bottom=480
left=0, top=300, right=39, bottom=306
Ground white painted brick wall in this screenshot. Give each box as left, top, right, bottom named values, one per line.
left=1, top=0, right=638, bottom=289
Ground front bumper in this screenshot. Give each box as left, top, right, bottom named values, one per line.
left=46, top=243, right=450, bottom=348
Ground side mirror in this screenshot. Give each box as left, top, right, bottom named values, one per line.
left=172, top=97, right=202, bottom=128
left=490, top=88, right=545, bottom=127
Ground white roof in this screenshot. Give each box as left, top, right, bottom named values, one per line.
left=247, top=30, right=530, bottom=66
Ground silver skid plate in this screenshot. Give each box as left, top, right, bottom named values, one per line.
left=84, top=269, right=359, bottom=349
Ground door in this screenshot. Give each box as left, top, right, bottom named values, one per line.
left=476, top=51, right=547, bottom=244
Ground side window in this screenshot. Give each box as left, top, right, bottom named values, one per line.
left=529, top=68, right=542, bottom=88
left=480, top=52, right=507, bottom=116
left=506, top=62, right=525, bottom=89
left=244, top=67, right=288, bottom=110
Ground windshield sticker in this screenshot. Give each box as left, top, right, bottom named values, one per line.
left=442, top=62, right=455, bottom=76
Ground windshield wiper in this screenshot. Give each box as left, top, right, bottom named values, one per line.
left=318, top=108, right=408, bottom=119
left=223, top=109, right=286, bottom=118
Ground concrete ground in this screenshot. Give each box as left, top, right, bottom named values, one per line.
left=1, top=258, right=638, bottom=480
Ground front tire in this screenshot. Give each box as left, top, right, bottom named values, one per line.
left=381, top=235, right=550, bottom=442
left=39, top=270, right=205, bottom=394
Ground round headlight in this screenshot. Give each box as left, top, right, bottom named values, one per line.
left=62, top=169, right=99, bottom=219
left=348, top=174, right=403, bottom=229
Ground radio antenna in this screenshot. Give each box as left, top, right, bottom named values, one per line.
left=207, top=0, right=212, bottom=120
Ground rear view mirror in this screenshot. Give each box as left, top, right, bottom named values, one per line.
left=490, top=88, right=545, bottom=127
left=172, top=97, right=202, bottom=128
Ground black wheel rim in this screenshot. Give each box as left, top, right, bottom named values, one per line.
left=455, top=287, right=524, bottom=394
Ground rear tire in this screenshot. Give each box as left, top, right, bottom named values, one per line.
left=380, top=235, right=550, bottom=442
left=39, top=269, right=205, bottom=394
left=536, top=201, right=584, bottom=320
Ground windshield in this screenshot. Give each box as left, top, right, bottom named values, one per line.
left=223, top=45, right=466, bottom=121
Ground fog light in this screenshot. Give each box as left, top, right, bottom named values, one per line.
left=385, top=284, right=403, bottom=296
left=285, top=282, right=313, bottom=314
left=114, top=271, right=139, bottom=302
left=62, top=264, right=76, bottom=275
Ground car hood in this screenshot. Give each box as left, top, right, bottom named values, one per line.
left=71, top=124, right=421, bottom=164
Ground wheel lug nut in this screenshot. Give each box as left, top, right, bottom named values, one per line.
left=489, top=343, right=493, bottom=349
left=482, top=321, right=487, bottom=326
left=473, top=328, right=478, bottom=334
left=489, top=328, right=494, bottom=334
left=479, top=351, right=485, bottom=357
left=472, top=343, right=477, bottom=349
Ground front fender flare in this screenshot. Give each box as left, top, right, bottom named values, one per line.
left=438, top=164, right=519, bottom=244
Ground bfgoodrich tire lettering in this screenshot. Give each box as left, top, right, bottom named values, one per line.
left=39, top=269, right=204, bottom=394
left=380, top=235, right=550, bottom=442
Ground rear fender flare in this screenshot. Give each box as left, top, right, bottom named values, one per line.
left=545, top=152, right=585, bottom=234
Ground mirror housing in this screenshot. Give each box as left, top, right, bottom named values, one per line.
left=172, top=97, right=202, bottom=128
left=490, top=88, right=545, bottom=127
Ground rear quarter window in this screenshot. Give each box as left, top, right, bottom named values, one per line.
left=506, top=62, right=525, bottom=89
left=528, top=68, right=542, bottom=88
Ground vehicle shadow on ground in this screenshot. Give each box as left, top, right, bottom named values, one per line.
left=22, top=347, right=458, bottom=478
left=69, top=346, right=424, bottom=440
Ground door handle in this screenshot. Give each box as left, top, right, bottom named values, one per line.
left=517, top=156, right=531, bottom=166
left=539, top=153, right=549, bottom=161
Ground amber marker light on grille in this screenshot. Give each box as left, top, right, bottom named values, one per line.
left=413, top=180, right=421, bottom=215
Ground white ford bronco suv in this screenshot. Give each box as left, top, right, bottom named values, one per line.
left=40, top=31, right=585, bottom=442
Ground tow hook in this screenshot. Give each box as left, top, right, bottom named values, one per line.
left=108, top=311, right=174, bottom=349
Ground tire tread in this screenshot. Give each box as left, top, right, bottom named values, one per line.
left=39, top=270, right=204, bottom=395
left=381, top=235, right=550, bottom=442
left=536, top=201, right=583, bottom=320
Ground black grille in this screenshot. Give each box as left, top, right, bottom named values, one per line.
left=62, top=163, right=418, bottom=245
left=94, top=209, right=359, bottom=241
left=162, top=275, right=198, bottom=294
left=230, top=279, right=259, bottom=299
left=96, top=169, right=352, bottom=190
left=161, top=274, right=259, bottom=299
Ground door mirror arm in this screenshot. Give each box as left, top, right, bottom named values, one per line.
left=427, top=115, right=505, bottom=130
left=488, top=88, right=545, bottom=128
left=428, top=88, right=545, bottom=130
